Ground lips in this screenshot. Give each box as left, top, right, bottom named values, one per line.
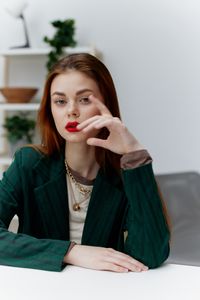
left=65, top=121, right=80, bottom=132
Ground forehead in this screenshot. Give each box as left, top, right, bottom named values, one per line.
left=50, top=70, right=99, bottom=94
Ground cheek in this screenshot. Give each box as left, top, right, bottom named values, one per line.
left=83, top=106, right=100, bottom=118
left=51, top=106, right=64, bottom=120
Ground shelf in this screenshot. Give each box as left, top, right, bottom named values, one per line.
left=0, top=103, right=40, bottom=111
left=0, top=46, right=96, bottom=57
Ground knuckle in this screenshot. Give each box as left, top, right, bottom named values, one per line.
left=107, top=247, right=114, bottom=252
left=113, top=117, right=120, bottom=121
left=104, top=248, right=115, bottom=257
left=114, top=265, right=127, bottom=273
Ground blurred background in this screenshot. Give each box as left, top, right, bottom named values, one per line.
left=0, top=0, right=199, bottom=175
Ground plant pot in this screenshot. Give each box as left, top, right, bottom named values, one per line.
left=0, top=87, right=38, bottom=103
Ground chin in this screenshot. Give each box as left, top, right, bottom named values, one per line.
left=66, top=137, right=87, bottom=143
left=62, top=132, right=88, bottom=143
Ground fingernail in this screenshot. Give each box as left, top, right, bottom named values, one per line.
left=136, top=267, right=142, bottom=272
left=143, top=266, right=149, bottom=271
left=123, top=268, right=129, bottom=273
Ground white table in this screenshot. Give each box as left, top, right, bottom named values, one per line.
left=0, top=263, right=199, bottom=300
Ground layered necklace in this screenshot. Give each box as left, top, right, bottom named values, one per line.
left=65, top=160, right=93, bottom=211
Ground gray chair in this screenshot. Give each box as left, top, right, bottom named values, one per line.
left=156, top=171, right=200, bottom=267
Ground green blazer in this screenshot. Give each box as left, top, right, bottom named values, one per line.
left=0, top=147, right=169, bottom=271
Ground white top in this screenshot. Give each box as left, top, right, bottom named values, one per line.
left=66, top=174, right=93, bottom=243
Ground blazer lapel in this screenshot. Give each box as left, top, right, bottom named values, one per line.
left=33, top=153, right=69, bottom=240
left=81, top=168, right=124, bottom=246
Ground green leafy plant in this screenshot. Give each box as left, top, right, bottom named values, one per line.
left=3, top=113, right=36, bottom=144
left=44, top=19, right=77, bottom=71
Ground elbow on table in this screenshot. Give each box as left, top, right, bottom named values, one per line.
left=147, top=243, right=170, bottom=269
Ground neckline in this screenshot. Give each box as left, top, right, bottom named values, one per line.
left=67, top=165, right=95, bottom=186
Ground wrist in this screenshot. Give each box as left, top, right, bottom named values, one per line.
left=64, top=242, right=77, bottom=264
left=120, top=149, right=152, bottom=169
left=123, top=143, right=145, bottom=154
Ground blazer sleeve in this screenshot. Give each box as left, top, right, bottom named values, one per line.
left=0, top=151, right=70, bottom=272
left=122, top=163, right=170, bottom=268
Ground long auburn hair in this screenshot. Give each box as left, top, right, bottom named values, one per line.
left=37, top=53, right=122, bottom=174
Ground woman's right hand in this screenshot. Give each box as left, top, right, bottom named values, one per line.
left=64, top=245, right=148, bottom=273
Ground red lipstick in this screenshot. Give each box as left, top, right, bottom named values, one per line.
left=65, top=121, right=80, bottom=132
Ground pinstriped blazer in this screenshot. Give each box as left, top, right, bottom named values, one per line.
left=0, top=147, right=170, bottom=271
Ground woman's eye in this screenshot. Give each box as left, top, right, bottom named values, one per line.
left=79, top=97, right=90, bottom=104
left=55, top=99, right=66, bottom=105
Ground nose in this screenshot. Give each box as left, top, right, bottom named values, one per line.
left=67, top=101, right=80, bottom=118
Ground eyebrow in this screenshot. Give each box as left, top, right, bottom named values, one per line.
left=76, top=88, right=93, bottom=95
left=51, top=91, right=65, bottom=97
left=51, top=89, right=93, bottom=97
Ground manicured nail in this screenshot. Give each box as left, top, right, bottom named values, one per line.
left=136, top=267, right=142, bottom=272
left=123, top=268, right=129, bottom=272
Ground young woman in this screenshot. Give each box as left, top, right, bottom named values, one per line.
left=0, top=53, right=170, bottom=272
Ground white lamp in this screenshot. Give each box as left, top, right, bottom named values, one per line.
left=4, top=0, right=30, bottom=48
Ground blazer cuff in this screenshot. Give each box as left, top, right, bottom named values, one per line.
left=120, top=149, right=152, bottom=170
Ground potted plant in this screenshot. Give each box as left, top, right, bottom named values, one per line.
left=44, top=19, right=77, bottom=71
left=3, top=113, right=36, bottom=155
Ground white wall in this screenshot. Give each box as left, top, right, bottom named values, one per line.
left=0, top=0, right=200, bottom=174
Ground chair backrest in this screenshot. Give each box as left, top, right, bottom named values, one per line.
left=156, top=171, right=200, bottom=266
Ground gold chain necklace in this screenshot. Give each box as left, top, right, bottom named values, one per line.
left=67, top=175, right=91, bottom=211
left=65, top=160, right=92, bottom=211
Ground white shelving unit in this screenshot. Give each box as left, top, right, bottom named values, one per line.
left=0, top=46, right=96, bottom=56
left=0, top=103, right=40, bottom=111
left=0, top=46, right=97, bottom=86
left=0, top=46, right=97, bottom=171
